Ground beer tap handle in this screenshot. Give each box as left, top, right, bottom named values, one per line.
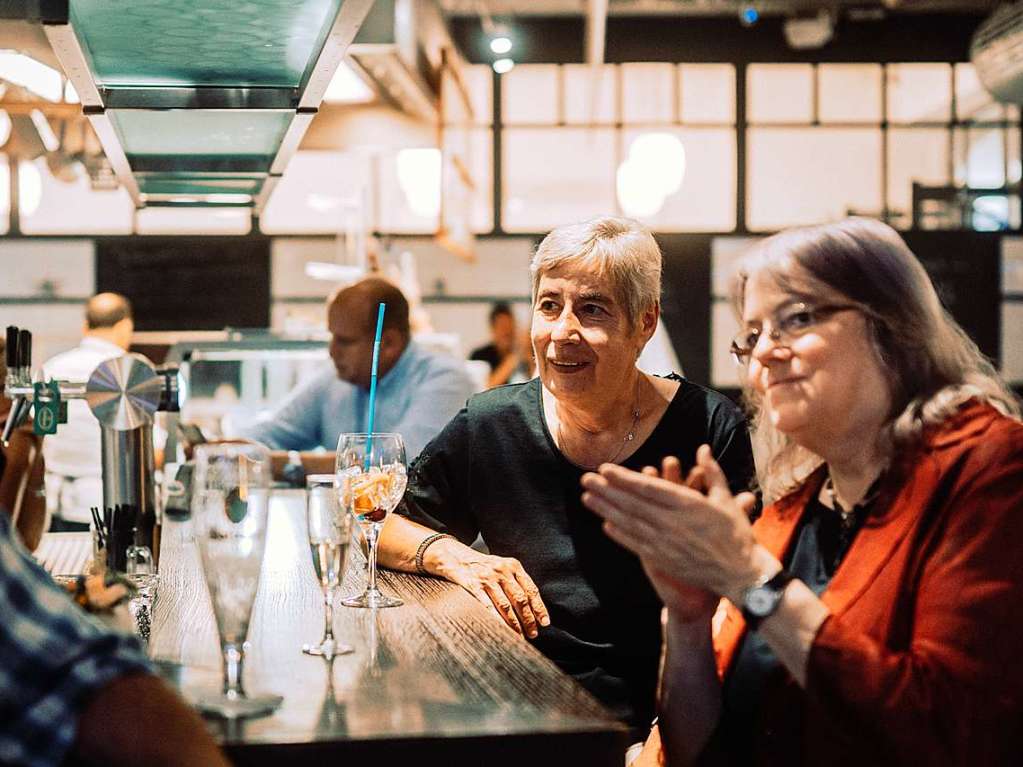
left=5, top=326, right=18, bottom=371
left=17, top=329, right=31, bottom=375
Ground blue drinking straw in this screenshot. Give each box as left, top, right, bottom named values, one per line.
left=364, top=302, right=386, bottom=470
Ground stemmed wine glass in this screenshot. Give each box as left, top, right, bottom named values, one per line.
left=336, top=433, right=407, bottom=609
left=303, top=474, right=354, bottom=659
left=192, top=443, right=282, bottom=719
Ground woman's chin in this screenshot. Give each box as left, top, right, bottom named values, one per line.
left=765, top=402, right=813, bottom=436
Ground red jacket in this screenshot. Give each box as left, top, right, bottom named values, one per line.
left=712, top=402, right=1023, bottom=765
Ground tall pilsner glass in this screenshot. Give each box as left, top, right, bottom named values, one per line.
left=336, top=433, right=407, bottom=609
left=303, top=474, right=354, bottom=658
left=193, top=443, right=282, bottom=718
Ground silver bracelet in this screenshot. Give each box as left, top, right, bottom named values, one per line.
left=415, top=532, right=454, bottom=575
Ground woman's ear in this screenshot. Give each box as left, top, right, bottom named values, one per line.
left=640, top=303, right=660, bottom=342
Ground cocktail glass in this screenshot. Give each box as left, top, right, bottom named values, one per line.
left=336, top=433, right=407, bottom=609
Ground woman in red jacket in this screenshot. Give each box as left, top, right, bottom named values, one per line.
left=582, top=217, right=1023, bottom=766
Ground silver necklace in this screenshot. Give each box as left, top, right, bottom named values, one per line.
left=556, top=379, right=643, bottom=467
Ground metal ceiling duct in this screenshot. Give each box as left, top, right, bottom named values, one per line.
left=347, top=0, right=456, bottom=123
left=31, top=0, right=376, bottom=211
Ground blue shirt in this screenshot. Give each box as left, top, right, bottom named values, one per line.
left=239, top=342, right=476, bottom=461
left=0, top=513, right=154, bottom=767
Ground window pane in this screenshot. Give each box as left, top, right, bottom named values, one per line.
left=954, top=126, right=1008, bottom=188
left=503, top=127, right=616, bottom=232
left=887, top=63, right=952, bottom=123
left=502, top=64, right=558, bottom=125
left=378, top=147, right=441, bottom=234
left=679, top=64, right=735, bottom=124
left=886, top=128, right=950, bottom=229
left=622, top=63, right=675, bottom=124
left=818, top=64, right=881, bottom=123
left=564, top=64, right=617, bottom=125
left=748, top=128, right=882, bottom=230
left=261, top=151, right=372, bottom=234
left=19, top=157, right=134, bottom=234
left=955, top=63, right=1005, bottom=123
left=620, top=127, right=735, bottom=232
left=747, top=64, right=813, bottom=124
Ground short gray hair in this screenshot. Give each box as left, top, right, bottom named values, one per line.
left=530, top=216, right=662, bottom=323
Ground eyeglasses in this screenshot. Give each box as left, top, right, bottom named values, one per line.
left=730, top=302, right=861, bottom=365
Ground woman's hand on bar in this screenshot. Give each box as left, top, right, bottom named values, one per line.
left=426, top=537, right=551, bottom=639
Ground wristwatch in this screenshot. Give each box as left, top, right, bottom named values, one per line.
left=740, top=569, right=795, bottom=631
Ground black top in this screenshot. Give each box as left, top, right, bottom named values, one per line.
left=718, top=492, right=871, bottom=763
left=398, top=376, right=754, bottom=740
left=469, top=343, right=503, bottom=371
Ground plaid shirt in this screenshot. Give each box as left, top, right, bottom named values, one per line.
left=0, top=513, right=154, bottom=767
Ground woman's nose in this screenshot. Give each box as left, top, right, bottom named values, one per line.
left=551, top=311, right=581, bottom=341
left=750, top=328, right=789, bottom=364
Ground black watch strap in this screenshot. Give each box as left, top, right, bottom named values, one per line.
left=741, top=569, right=795, bottom=632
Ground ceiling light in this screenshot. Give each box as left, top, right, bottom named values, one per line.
left=493, top=58, right=515, bottom=75
left=617, top=159, right=667, bottom=219
left=490, top=36, right=512, bottom=55
left=0, top=51, right=62, bottom=101
left=0, top=110, right=10, bottom=148
left=322, top=60, right=375, bottom=104
left=628, top=133, right=686, bottom=196
left=169, top=196, right=199, bottom=204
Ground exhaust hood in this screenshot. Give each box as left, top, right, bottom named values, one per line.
left=36, top=0, right=376, bottom=211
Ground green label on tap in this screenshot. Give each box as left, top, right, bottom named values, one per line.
left=33, top=381, right=61, bottom=435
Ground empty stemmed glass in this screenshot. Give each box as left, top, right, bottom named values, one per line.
left=192, top=443, right=282, bottom=719
left=303, top=474, right=354, bottom=659
left=336, top=433, right=407, bottom=609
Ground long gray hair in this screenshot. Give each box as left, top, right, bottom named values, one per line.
left=733, top=217, right=1020, bottom=501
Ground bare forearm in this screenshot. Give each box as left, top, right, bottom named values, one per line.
left=487, top=354, right=520, bottom=387
left=75, top=674, right=230, bottom=767
left=376, top=513, right=448, bottom=572
left=659, top=614, right=722, bottom=766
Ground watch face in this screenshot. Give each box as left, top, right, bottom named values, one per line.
left=746, top=587, right=777, bottom=617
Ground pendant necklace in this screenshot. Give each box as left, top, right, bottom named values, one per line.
left=556, top=376, right=643, bottom=467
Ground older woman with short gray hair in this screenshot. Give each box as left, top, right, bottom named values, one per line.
left=378, top=216, right=754, bottom=754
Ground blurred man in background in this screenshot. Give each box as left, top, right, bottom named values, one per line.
left=42, top=293, right=134, bottom=532
left=240, top=278, right=474, bottom=472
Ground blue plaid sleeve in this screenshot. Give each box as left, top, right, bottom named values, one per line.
left=0, top=514, right=156, bottom=767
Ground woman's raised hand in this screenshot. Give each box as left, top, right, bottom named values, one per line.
left=581, top=445, right=769, bottom=607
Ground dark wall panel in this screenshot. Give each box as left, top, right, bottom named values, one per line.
left=95, top=237, right=271, bottom=331
left=657, top=234, right=713, bottom=387
left=902, top=230, right=1001, bottom=367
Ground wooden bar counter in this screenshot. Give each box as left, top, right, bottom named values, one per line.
left=150, top=491, right=628, bottom=766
